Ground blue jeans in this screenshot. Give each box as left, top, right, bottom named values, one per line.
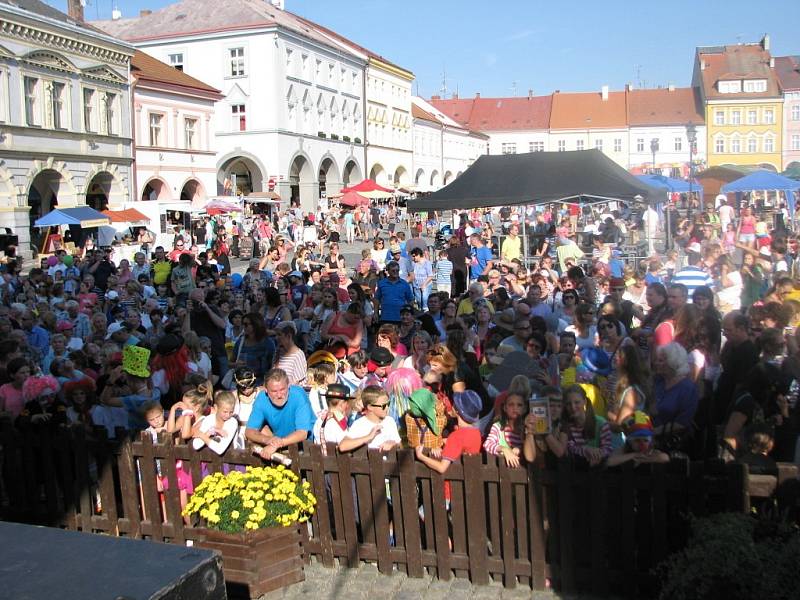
left=414, top=284, right=432, bottom=310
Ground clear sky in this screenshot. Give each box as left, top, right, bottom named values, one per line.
left=52, top=0, right=800, bottom=98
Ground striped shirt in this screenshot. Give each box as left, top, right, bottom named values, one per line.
left=565, top=416, right=613, bottom=461
left=434, top=259, right=453, bottom=286
left=483, top=422, right=524, bottom=456
left=670, top=266, right=714, bottom=301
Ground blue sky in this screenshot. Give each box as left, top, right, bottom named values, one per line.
left=53, top=0, right=800, bottom=98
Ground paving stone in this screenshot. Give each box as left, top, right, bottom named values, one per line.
left=392, top=592, right=424, bottom=600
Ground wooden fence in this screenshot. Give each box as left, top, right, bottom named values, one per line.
left=0, top=425, right=784, bottom=597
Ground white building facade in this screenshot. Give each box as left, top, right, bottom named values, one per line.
left=96, top=0, right=366, bottom=213
left=0, top=1, right=134, bottom=256
left=411, top=97, right=487, bottom=191
left=130, top=50, right=222, bottom=243
left=627, top=125, right=708, bottom=176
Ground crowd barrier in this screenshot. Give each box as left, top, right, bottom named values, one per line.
left=0, top=424, right=789, bottom=597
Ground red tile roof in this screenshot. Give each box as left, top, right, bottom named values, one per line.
left=412, top=102, right=442, bottom=124
left=775, top=56, right=800, bottom=91
left=626, top=87, right=704, bottom=126
left=696, top=44, right=781, bottom=100
left=550, top=90, right=627, bottom=129
left=131, top=50, right=221, bottom=97
left=430, top=95, right=551, bottom=131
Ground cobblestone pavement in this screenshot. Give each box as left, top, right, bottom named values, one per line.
left=259, top=560, right=567, bottom=600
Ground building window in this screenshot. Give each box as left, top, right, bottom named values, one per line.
left=791, top=135, right=800, bottom=151
left=673, top=137, right=682, bottom=152
left=764, top=108, right=775, bottom=124
left=168, top=53, right=184, bottom=71
left=614, top=138, right=622, bottom=152
left=730, top=137, right=741, bottom=153
left=747, top=109, right=757, bottom=124
left=748, top=137, right=758, bottom=153
left=149, top=113, right=163, bottom=146
left=743, top=79, right=767, bottom=93
left=715, top=138, right=725, bottom=153
left=764, top=135, right=774, bottom=153
left=103, top=92, right=116, bottom=135
left=731, top=110, right=741, bottom=125
left=231, top=104, right=246, bottom=131
left=636, top=138, right=645, bottom=152
left=792, top=105, right=800, bottom=121
left=24, top=76, right=39, bottom=126
left=184, top=117, right=197, bottom=149
left=83, top=88, right=95, bottom=132
left=718, top=80, right=742, bottom=94
left=285, top=48, right=293, bottom=69
left=529, top=141, right=544, bottom=152
left=229, top=47, right=245, bottom=77
left=557, top=140, right=566, bottom=152
left=50, top=81, right=66, bottom=130
left=501, top=142, right=516, bottom=154
left=576, top=139, right=584, bottom=151
left=714, top=110, right=725, bottom=125
left=594, top=139, right=603, bottom=151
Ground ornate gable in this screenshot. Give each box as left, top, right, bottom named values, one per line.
left=82, top=65, right=127, bottom=84
left=21, top=50, right=77, bottom=73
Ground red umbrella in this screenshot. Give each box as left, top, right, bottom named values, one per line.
left=340, top=178, right=394, bottom=194
left=338, top=191, right=370, bottom=207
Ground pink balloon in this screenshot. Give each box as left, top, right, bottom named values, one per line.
left=46, top=256, right=58, bottom=267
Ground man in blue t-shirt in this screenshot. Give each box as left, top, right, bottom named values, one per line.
left=469, top=234, right=494, bottom=281
left=246, top=368, right=315, bottom=459
left=375, top=260, right=414, bottom=324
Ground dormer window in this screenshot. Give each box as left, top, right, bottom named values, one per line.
left=718, top=80, right=742, bottom=94
left=743, top=79, right=767, bottom=93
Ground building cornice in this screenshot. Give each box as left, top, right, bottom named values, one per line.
left=368, top=57, right=413, bottom=81
left=0, top=7, right=133, bottom=66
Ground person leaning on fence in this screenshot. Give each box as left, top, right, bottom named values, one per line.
left=414, top=390, right=482, bottom=474
left=191, top=391, right=237, bottom=455
left=245, top=368, right=315, bottom=461
left=338, top=386, right=400, bottom=453
left=312, top=384, right=354, bottom=453
left=404, top=388, right=447, bottom=455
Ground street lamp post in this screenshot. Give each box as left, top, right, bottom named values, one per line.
left=686, top=123, right=698, bottom=211
left=650, top=138, right=659, bottom=175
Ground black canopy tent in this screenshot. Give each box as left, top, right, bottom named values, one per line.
left=407, top=149, right=658, bottom=212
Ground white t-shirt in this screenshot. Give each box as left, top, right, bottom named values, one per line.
left=234, top=397, right=256, bottom=450
left=717, top=271, right=743, bottom=310
left=344, top=415, right=400, bottom=450
left=312, top=413, right=349, bottom=446
left=191, top=414, right=237, bottom=455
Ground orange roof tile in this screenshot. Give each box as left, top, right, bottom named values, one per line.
left=131, top=50, right=221, bottom=97
left=430, top=95, right=551, bottom=131
left=775, top=56, right=800, bottom=91
left=550, top=90, right=627, bottom=130
left=412, top=103, right=440, bottom=124
left=626, top=87, right=704, bottom=126
left=697, top=44, right=781, bottom=100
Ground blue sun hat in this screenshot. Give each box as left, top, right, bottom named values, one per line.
left=580, top=347, right=612, bottom=377
left=453, top=390, right=482, bottom=424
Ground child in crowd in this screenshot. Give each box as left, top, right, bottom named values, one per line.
left=339, top=386, right=400, bottom=452
left=231, top=368, right=258, bottom=450
left=191, top=391, right=237, bottom=455
left=306, top=359, right=337, bottom=417
left=339, top=350, right=368, bottom=394
left=483, top=391, right=527, bottom=468
left=557, top=385, right=612, bottom=467
left=312, top=383, right=354, bottom=451
left=606, top=411, right=669, bottom=467
left=723, top=223, right=737, bottom=255
left=414, top=390, right=483, bottom=474
left=433, top=249, right=453, bottom=298
left=736, top=424, right=779, bottom=476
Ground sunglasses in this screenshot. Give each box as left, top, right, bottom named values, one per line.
left=370, top=402, right=390, bottom=409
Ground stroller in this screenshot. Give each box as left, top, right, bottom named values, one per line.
left=434, top=224, right=452, bottom=251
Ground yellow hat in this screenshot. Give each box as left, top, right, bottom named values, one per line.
left=307, top=350, right=338, bottom=367
left=122, top=345, right=151, bottom=379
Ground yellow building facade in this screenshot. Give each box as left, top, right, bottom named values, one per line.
left=705, top=101, right=783, bottom=170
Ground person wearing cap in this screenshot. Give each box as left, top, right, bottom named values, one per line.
left=606, top=411, right=669, bottom=467
left=246, top=368, right=315, bottom=459
left=414, top=390, right=483, bottom=474
left=375, top=260, right=414, bottom=326
left=670, top=246, right=713, bottom=302
left=311, top=383, right=354, bottom=449
left=99, top=345, right=156, bottom=432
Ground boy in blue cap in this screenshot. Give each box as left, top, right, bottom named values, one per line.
left=415, top=390, right=483, bottom=474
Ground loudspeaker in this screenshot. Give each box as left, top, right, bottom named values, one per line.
left=0, top=522, right=226, bottom=599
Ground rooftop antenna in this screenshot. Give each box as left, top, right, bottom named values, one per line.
left=634, top=64, right=643, bottom=89
left=439, top=67, right=448, bottom=98
left=454, top=82, right=459, bottom=99
left=510, top=80, right=517, bottom=96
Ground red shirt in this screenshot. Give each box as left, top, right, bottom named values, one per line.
left=442, top=426, right=482, bottom=462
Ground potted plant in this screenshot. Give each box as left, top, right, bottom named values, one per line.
left=318, top=131, right=327, bottom=138
left=184, top=465, right=316, bottom=599
left=343, top=135, right=351, bottom=142
left=354, top=137, right=362, bottom=144
left=330, top=133, right=339, bottom=140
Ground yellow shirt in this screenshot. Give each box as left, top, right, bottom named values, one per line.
left=456, top=297, right=495, bottom=316
left=500, top=235, right=522, bottom=262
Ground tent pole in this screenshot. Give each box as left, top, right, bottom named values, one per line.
left=522, top=208, right=528, bottom=267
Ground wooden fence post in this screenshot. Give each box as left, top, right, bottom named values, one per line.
left=116, top=434, right=141, bottom=539
left=556, top=458, right=575, bottom=594
left=463, top=453, right=488, bottom=585
left=527, top=466, right=547, bottom=590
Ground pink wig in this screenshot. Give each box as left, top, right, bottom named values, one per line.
left=385, top=368, right=423, bottom=419
left=23, top=375, right=61, bottom=402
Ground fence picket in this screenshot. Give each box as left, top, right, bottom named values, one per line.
left=116, top=436, right=141, bottom=538
left=398, top=449, right=424, bottom=578
left=368, top=449, right=392, bottom=575
left=308, top=443, right=335, bottom=567
left=335, top=450, right=359, bottom=568
left=463, top=454, right=489, bottom=585
left=498, top=460, right=516, bottom=588
left=138, top=435, right=164, bottom=541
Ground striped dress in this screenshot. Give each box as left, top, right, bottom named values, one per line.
left=564, top=416, right=613, bottom=461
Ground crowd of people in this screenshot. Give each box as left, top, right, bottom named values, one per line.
left=1, top=193, right=799, bottom=506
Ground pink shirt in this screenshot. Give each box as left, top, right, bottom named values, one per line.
left=0, top=383, right=25, bottom=418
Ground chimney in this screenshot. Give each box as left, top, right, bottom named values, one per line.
left=770, top=57, right=775, bottom=68
left=140, top=9, right=152, bottom=16
left=601, top=85, right=609, bottom=101
left=67, top=0, right=84, bottom=21
left=625, top=83, right=634, bottom=91
left=431, top=95, right=441, bottom=100
left=270, top=0, right=285, bottom=9
left=668, top=82, right=675, bottom=92
left=475, top=92, right=480, bottom=98
left=528, top=89, right=533, bottom=98
left=762, top=34, right=770, bottom=51
left=452, top=92, right=458, bottom=99
left=111, top=8, right=122, bottom=19
left=700, top=59, right=706, bottom=71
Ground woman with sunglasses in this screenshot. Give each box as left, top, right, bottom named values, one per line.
left=565, top=303, right=598, bottom=351
left=558, top=289, right=580, bottom=326
left=370, top=238, right=387, bottom=272
left=232, top=313, right=275, bottom=381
